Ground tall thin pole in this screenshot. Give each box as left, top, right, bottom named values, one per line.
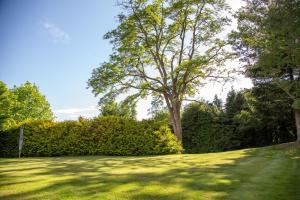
left=18, top=127, right=24, bottom=158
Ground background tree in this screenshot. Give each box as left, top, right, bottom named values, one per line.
left=225, top=88, right=245, bottom=119
left=229, top=86, right=296, bottom=147
left=100, top=100, right=121, bottom=116
left=0, top=81, right=16, bottom=130
left=88, top=0, right=232, bottom=141
left=250, top=83, right=296, bottom=144
left=99, top=100, right=137, bottom=119
left=150, top=109, right=171, bottom=129
left=181, top=86, right=296, bottom=153
left=11, top=81, right=54, bottom=123
left=212, top=94, right=223, bottom=109
left=231, top=0, right=300, bottom=141
left=0, top=81, right=53, bottom=130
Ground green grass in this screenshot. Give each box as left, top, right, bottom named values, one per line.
left=0, top=143, right=299, bottom=200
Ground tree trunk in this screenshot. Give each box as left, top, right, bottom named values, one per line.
left=163, top=94, right=183, bottom=142
left=172, top=111, right=182, bottom=141
left=170, top=103, right=182, bottom=142
left=295, top=109, right=300, bottom=142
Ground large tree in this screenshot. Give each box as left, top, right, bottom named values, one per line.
left=88, top=0, right=232, bottom=141
left=231, top=0, right=300, bottom=141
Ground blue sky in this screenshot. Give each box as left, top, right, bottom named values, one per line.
left=0, top=0, right=252, bottom=121
left=0, top=0, right=120, bottom=120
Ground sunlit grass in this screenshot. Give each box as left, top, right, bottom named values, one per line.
left=0, top=143, right=299, bottom=200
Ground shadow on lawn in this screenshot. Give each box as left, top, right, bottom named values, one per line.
left=0, top=144, right=299, bottom=200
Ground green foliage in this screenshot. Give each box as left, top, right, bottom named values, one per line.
left=292, top=99, right=300, bottom=110
left=231, top=0, right=300, bottom=142
left=0, top=81, right=53, bottom=131
left=0, top=81, right=17, bottom=130
left=225, top=83, right=295, bottom=148
left=151, top=109, right=170, bottom=125
left=11, top=81, right=54, bottom=122
left=182, top=85, right=297, bottom=153
left=100, top=100, right=137, bottom=119
left=231, top=0, right=300, bottom=104
left=224, top=86, right=296, bottom=147
left=0, top=116, right=182, bottom=157
left=250, top=83, right=296, bottom=144
left=225, top=88, right=245, bottom=118
left=182, top=102, right=235, bottom=153
left=212, top=94, right=223, bottom=109
left=0, top=128, right=19, bottom=157
left=225, top=89, right=260, bottom=147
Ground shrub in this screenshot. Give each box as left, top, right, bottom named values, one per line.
left=0, top=116, right=182, bottom=157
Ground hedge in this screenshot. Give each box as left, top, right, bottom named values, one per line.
left=0, top=116, right=182, bottom=157
left=182, top=103, right=236, bottom=153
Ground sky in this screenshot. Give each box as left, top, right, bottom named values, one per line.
left=0, top=0, right=252, bottom=121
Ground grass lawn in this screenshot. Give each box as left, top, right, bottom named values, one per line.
left=0, top=143, right=299, bottom=200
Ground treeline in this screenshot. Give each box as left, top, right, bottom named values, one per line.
left=181, top=83, right=296, bottom=153
left=1, top=80, right=297, bottom=157
left=94, top=82, right=297, bottom=153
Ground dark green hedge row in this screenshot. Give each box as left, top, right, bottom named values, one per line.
left=0, top=128, right=19, bottom=157
left=182, top=103, right=238, bottom=153
left=0, top=116, right=182, bottom=157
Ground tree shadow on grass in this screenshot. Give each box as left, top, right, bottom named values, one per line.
left=0, top=144, right=299, bottom=200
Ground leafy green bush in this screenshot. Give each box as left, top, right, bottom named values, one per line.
left=0, top=116, right=182, bottom=157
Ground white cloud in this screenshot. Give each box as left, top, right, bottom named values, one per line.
left=136, top=97, right=152, bottom=120
left=55, top=108, right=96, bottom=114
left=42, top=21, right=69, bottom=43
left=54, top=107, right=99, bottom=121
left=227, top=0, right=246, bottom=12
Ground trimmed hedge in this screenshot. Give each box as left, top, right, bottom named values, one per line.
left=0, top=116, right=182, bottom=157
